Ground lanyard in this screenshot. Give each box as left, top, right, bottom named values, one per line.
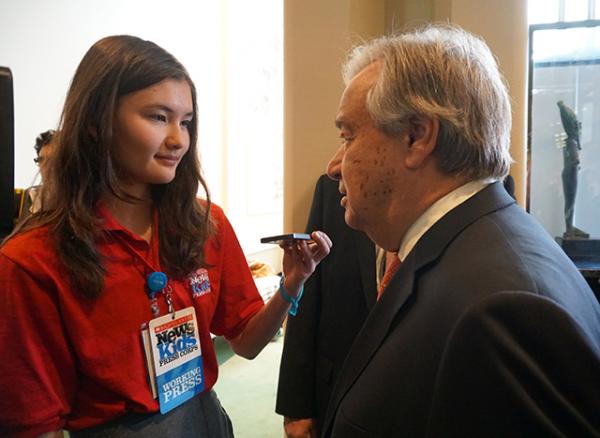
left=109, top=223, right=174, bottom=318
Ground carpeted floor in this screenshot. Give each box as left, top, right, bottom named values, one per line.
left=214, top=334, right=284, bottom=438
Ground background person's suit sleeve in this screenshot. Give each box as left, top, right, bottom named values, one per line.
left=426, top=291, right=600, bottom=437
left=275, top=176, right=325, bottom=419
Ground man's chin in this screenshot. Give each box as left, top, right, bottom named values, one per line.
left=344, top=209, right=366, bottom=232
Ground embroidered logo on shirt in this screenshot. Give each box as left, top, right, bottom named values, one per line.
left=188, top=268, right=211, bottom=297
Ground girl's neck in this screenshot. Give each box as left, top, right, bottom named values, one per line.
left=103, top=191, right=154, bottom=242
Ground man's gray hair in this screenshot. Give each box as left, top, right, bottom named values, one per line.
left=342, top=24, right=512, bottom=179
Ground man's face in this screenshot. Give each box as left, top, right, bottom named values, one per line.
left=327, top=63, right=407, bottom=238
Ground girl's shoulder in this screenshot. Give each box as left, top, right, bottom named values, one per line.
left=205, top=200, right=224, bottom=219
left=2, top=225, right=53, bottom=247
left=204, top=200, right=227, bottom=231
left=202, top=201, right=237, bottom=250
left=1, top=226, right=55, bottom=265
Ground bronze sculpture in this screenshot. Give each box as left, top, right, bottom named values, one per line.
left=557, top=100, right=588, bottom=239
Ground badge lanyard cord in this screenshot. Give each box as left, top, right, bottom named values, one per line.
left=108, top=226, right=175, bottom=319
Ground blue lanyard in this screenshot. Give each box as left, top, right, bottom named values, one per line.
left=109, top=228, right=173, bottom=317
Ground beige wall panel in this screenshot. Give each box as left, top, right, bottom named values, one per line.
left=446, top=0, right=529, bottom=206
left=385, top=0, right=434, bottom=32
left=284, top=0, right=385, bottom=232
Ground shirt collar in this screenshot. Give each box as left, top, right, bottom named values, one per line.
left=96, top=200, right=124, bottom=232
left=95, top=200, right=158, bottom=244
left=396, top=178, right=496, bottom=262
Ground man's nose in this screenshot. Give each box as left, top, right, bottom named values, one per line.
left=327, top=146, right=343, bottom=181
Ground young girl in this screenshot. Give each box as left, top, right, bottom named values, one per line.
left=0, top=35, right=331, bottom=437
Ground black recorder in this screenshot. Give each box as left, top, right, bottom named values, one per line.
left=260, top=233, right=312, bottom=245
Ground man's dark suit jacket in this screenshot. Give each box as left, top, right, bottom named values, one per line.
left=276, top=175, right=376, bottom=428
left=322, top=182, right=600, bottom=437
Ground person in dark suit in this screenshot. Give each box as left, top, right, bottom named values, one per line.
left=276, top=174, right=376, bottom=438
left=322, top=24, right=600, bottom=437
left=503, top=174, right=515, bottom=199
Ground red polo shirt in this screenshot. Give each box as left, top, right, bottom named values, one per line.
left=0, top=203, right=264, bottom=437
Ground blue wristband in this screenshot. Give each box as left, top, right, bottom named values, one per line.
left=279, top=276, right=304, bottom=316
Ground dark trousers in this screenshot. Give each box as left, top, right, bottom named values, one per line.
left=70, top=390, right=234, bottom=438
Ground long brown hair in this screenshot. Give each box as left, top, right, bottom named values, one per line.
left=9, top=35, right=212, bottom=298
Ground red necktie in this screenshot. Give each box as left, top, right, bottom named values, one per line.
left=378, top=252, right=401, bottom=300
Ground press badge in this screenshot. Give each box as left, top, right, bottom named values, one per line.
left=144, top=307, right=205, bottom=414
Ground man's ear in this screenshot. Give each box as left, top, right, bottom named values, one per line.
left=404, top=116, right=439, bottom=169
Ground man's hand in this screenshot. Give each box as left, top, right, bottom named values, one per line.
left=284, top=417, right=318, bottom=438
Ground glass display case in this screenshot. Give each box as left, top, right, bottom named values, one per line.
left=528, top=20, right=600, bottom=286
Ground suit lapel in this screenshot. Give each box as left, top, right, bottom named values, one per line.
left=322, top=182, right=515, bottom=436
left=322, top=249, right=418, bottom=436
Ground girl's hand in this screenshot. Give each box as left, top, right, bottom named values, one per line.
left=281, top=231, right=332, bottom=296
